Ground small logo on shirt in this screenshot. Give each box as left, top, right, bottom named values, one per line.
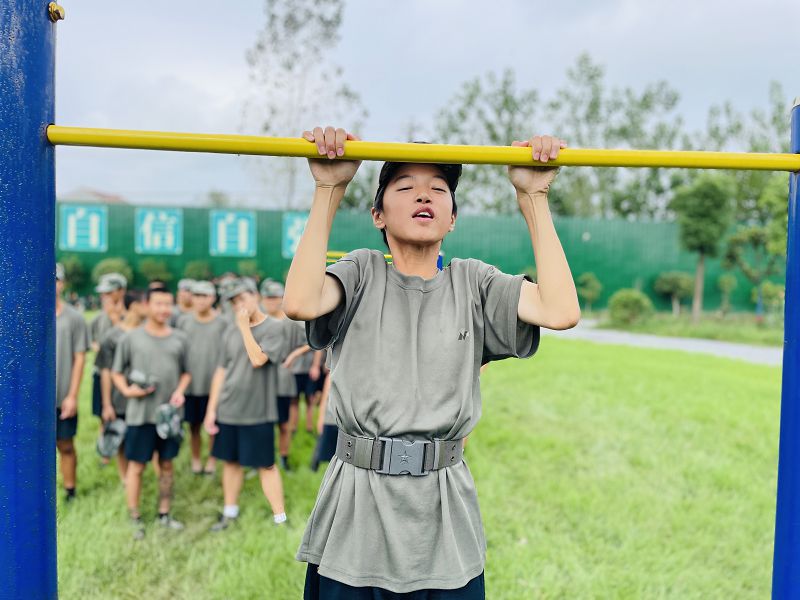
left=458, top=330, right=470, bottom=341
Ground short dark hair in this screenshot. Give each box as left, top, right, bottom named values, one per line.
left=124, top=289, right=146, bottom=310
left=373, top=161, right=461, bottom=247
left=145, top=286, right=172, bottom=302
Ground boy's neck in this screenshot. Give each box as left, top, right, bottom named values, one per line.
left=144, top=318, right=170, bottom=336
left=388, top=242, right=441, bottom=280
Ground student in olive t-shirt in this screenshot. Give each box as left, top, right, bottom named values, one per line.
left=95, top=289, right=147, bottom=484
left=204, top=278, right=288, bottom=531
left=283, top=128, right=580, bottom=598
left=55, top=263, right=90, bottom=502
left=260, top=278, right=313, bottom=472
left=175, top=280, right=228, bottom=475
left=111, top=287, right=191, bottom=539
left=90, top=273, right=127, bottom=428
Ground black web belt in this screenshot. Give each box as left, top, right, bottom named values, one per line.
left=335, top=429, right=464, bottom=477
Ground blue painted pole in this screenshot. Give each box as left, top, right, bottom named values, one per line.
left=773, top=97, right=800, bottom=598
left=0, top=2, right=58, bottom=598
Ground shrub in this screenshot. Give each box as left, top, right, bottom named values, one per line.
left=608, top=289, right=654, bottom=326
left=138, top=259, right=173, bottom=285
left=183, top=260, right=213, bottom=281
left=91, top=257, right=133, bottom=285
left=576, top=272, right=602, bottom=312
left=59, top=255, right=87, bottom=292
left=654, top=271, right=694, bottom=316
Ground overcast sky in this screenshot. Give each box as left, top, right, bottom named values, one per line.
left=54, top=0, right=799, bottom=207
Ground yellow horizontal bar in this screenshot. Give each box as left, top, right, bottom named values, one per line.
left=327, top=251, right=391, bottom=260
left=47, top=125, right=800, bottom=172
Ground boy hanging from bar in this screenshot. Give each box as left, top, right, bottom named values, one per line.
left=55, top=263, right=90, bottom=502
left=111, top=286, right=191, bottom=539
left=284, top=127, right=580, bottom=598
left=203, top=278, right=288, bottom=531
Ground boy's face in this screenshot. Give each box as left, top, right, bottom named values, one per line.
left=231, top=291, right=259, bottom=317
left=147, top=291, right=174, bottom=325
left=372, top=164, right=456, bottom=248
left=192, top=293, right=215, bottom=313
left=177, top=289, right=194, bottom=307
left=261, top=295, right=282, bottom=315
left=56, top=279, right=64, bottom=297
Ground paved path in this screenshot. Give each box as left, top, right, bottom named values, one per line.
left=542, top=319, right=783, bottom=366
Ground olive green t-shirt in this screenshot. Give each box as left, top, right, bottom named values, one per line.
left=216, top=317, right=287, bottom=425
left=296, top=249, right=539, bottom=593
left=290, top=320, right=315, bottom=375
left=111, top=327, right=189, bottom=426
left=278, top=319, right=308, bottom=397
left=95, top=326, right=128, bottom=415
left=175, top=313, right=229, bottom=396
left=56, top=304, right=89, bottom=409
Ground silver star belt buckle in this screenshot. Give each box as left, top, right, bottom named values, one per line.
left=376, top=437, right=429, bottom=477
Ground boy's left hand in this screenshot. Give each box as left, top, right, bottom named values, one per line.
left=508, top=135, right=566, bottom=194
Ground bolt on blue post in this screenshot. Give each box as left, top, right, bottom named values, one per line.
left=773, top=96, right=800, bottom=599
left=0, top=1, right=58, bottom=598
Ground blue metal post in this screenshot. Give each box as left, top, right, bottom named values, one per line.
left=0, top=2, right=58, bottom=598
left=773, top=97, right=800, bottom=598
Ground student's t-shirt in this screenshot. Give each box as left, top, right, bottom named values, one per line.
left=296, top=249, right=540, bottom=593
left=175, top=313, right=229, bottom=396
left=216, top=317, right=287, bottom=425
left=290, top=320, right=315, bottom=375
left=95, top=326, right=129, bottom=415
left=278, top=319, right=308, bottom=397
left=90, top=311, right=114, bottom=372
left=111, top=327, right=189, bottom=426
left=55, top=304, right=89, bottom=409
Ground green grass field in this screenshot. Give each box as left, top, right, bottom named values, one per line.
left=596, top=311, right=784, bottom=347
left=58, top=338, right=781, bottom=599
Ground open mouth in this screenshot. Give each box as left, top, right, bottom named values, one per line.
left=412, top=208, right=435, bottom=220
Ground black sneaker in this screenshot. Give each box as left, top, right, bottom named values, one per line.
left=280, top=455, right=291, bottom=471
left=209, top=514, right=237, bottom=532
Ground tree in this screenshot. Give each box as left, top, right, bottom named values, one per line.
left=237, top=260, right=263, bottom=282
left=207, top=189, right=231, bottom=208
left=670, top=174, right=734, bottom=323
left=138, top=259, right=173, bottom=285
left=724, top=226, right=783, bottom=316
left=243, top=0, right=367, bottom=209
left=434, top=69, right=538, bottom=213
left=91, top=258, right=133, bottom=286
left=184, top=260, right=213, bottom=281
left=576, top=272, right=602, bottom=312
left=654, top=272, right=694, bottom=317
left=59, top=255, right=87, bottom=292
left=717, top=273, right=738, bottom=316
left=341, top=163, right=378, bottom=211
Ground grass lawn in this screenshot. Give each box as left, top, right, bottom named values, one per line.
left=58, top=337, right=780, bottom=599
left=596, top=311, right=784, bottom=347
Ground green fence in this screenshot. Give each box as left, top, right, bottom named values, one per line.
left=55, top=201, right=782, bottom=312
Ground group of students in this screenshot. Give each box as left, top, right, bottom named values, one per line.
left=55, top=267, right=338, bottom=539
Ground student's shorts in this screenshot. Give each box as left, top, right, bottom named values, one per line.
left=294, top=374, right=317, bottom=400
left=303, top=564, right=485, bottom=599
left=312, top=373, right=326, bottom=394
left=277, top=396, right=292, bottom=425
left=212, top=421, right=275, bottom=468
left=183, top=395, right=209, bottom=425
left=125, top=424, right=181, bottom=463
left=56, top=408, right=78, bottom=440
left=315, top=424, right=338, bottom=463
left=91, top=371, right=102, bottom=418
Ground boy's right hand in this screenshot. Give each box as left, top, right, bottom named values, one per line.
left=126, top=384, right=155, bottom=398
left=204, top=412, right=219, bottom=436
left=303, top=126, right=362, bottom=187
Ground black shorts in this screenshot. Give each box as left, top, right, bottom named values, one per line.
left=125, top=424, right=181, bottom=464
left=91, top=371, right=102, bottom=418
left=183, top=395, right=209, bottom=425
left=294, top=374, right=317, bottom=400
left=314, top=424, right=338, bottom=463
left=303, top=564, right=485, bottom=599
left=56, top=408, right=78, bottom=440
left=312, top=373, right=326, bottom=394
left=277, top=396, right=292, bottom=425
left=211, top=421, right=275, bottom=468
